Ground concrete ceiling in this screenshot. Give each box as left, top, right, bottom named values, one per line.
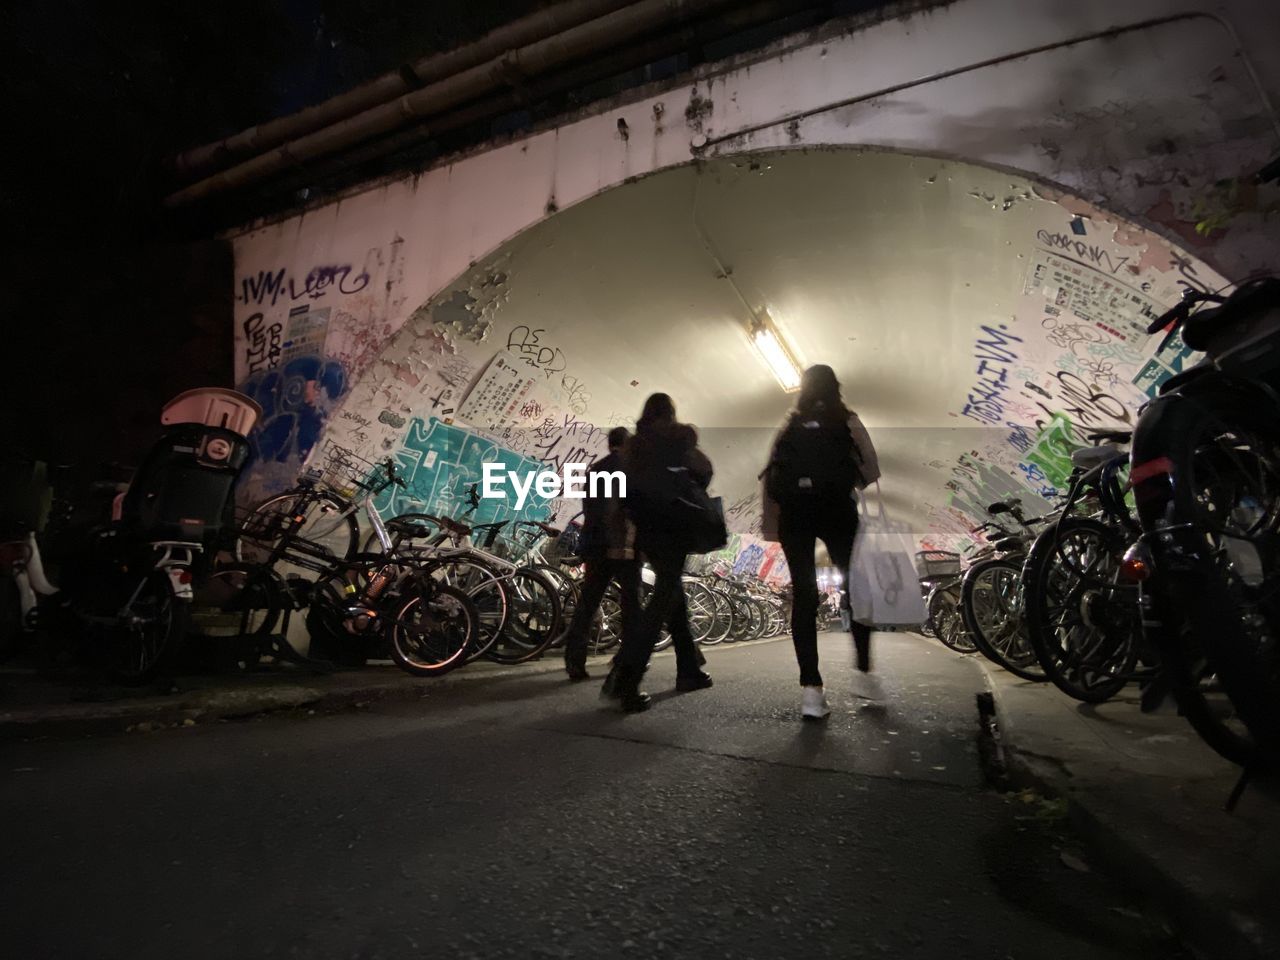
left=343, top=148, right=1216, bottom=547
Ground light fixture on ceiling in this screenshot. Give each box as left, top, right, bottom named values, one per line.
left=750, top=312, right=803, bottom=392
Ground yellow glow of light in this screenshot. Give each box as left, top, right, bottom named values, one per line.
left=752, top=326, right=802, bottom=392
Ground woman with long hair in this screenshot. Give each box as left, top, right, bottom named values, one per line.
left=761, top=365, right=880, bottom=720
left=605, top=393, right=714, bottom=712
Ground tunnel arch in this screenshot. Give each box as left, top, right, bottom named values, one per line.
left=230, top=0, right=1278, bottom=577
left=247, top=146, right=1223, bottom=578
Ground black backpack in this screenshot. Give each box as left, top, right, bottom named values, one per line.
left=765, top=416, right=862, bottom=507
left=627, top=444, right=727, bottom=555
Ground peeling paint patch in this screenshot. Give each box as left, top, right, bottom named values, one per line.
left=424, top=265, right=511, bottom=344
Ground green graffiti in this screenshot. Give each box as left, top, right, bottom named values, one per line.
left=1024, top=412, right=1082, bottom=490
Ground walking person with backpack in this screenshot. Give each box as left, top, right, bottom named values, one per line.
left=561, top=427, right=640, bottom=681
left=604, top=393, right=719, bottom=712
left=761, top=365, right=880, bottom=720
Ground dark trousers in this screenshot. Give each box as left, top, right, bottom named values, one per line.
left=617, top=541, right=702, bottom=680
left=779, top=501, right=869, bottom=687
left=563, top=556, right=641, bottom=667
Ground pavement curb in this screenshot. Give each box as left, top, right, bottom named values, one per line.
left=0, top=635, right=789, bottom=742
left=977, top=663, right=1278, bottom=960
left=0, top=658, right=568, bottom=742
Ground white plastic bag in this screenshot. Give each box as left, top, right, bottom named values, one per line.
left=847, top=484, right=928, bottom=629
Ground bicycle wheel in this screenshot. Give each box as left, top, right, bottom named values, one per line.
left=239, top=489, right=358, bottom=563
left=389, top=582, right=475, bottom=677
left=304, top=578, right=370, bottom=667
left=487, top=567, right=562, bottom=664
left=426, top=557, right=509, bottom=663
left=704, top=588, right=734, bottom=645
left=1136, top=392, right=1280, bottom=761
left=592, top=583, right=623, bottom=654
left=105, top=570, right=187, bottom=684
left=682, top=581, right=718, bottom=643
left=746, top=598, right=767, bottom=641
left=927, top=583, right=975, bottom=653
left=528, top=563, right=580, bottom=648
left=725, top=593, right=753, bottom=642
left=961, top=558, right=1045, bottom=681
left=189, top=562, right=282, bottom=672
left=1023, top=518, right=1139, bottom=703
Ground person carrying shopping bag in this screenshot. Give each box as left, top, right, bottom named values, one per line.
left=761, top=365, right=880, bottom=720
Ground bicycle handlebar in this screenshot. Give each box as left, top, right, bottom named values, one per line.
left=384, top=458, right=406, bottom=489
left=1146, top=287, right=1226, bottom=335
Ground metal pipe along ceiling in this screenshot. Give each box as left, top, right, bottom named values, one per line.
left=168, top=0, right=640, bottom=181
left=245, top=0, right=829, bottom=208
left=163, top=0, right=742, bottom=209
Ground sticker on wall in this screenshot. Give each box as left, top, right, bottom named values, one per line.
left=1022, top=251, right=1159, bottom=343
left=282, top=305, right=331, bottom=363
left=457, top=351, right=539, bottom=431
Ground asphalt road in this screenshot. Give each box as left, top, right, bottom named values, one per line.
left=3, top=633, right=1184, bottom=959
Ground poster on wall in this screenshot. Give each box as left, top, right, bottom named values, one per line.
left=281, top=305, right=331, bottom=363
left=457, top=350, right=539, bottom=432
left=1022, top=250, right=1159, bottom=343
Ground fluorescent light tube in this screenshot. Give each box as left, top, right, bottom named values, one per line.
left=752, top=327, right=802, bottom=391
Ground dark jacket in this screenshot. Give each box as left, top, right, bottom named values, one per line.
left=578, top=450, right=636, bottom=560
left=625, top=421, right=712, bottom=489
left=623, top=421, right=714, bottom=541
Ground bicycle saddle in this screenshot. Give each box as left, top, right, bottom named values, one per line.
left=437, top=516, right=473, bottom=536
left=386, top=517, right=437, bottom=538
left=1181, top=276, right=1280, bottom=352
left=1087, top=429, right=1132, bottom=444
left=1071, top=444, right=1126, bottom=470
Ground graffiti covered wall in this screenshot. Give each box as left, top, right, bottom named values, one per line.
left=228, top=0, right=1278, bottom=576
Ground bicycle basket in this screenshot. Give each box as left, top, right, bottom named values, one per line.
left=914, top=550, right=961, bottom=579
left=542, top=521, right=582, bottom=563
left=315, top=448, right=382, bottom=499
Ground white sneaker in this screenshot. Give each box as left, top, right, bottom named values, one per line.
left=801, top=686, right=831, bottom=720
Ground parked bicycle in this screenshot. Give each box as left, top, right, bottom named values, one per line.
left=959, top=500, right=1053, bottom=681
left=235, top=452, right=479, bottom=676
left=1125, top=277, right=1280, bottom=774
left=377, top=484, right=563, bottom=665
left=917, top=550, right=975, bottom=654
left=1021, top=431, right=1153, bottom=704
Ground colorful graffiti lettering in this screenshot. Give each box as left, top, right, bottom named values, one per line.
left=238, top=264, right=371, bottom=307
left=732, top=542, right=766, bottom=577
left=241, top=357, right=348, bottom=464
left=961, top=324, right=1024, bottom=424
left=243, top=313, right=283, bottom=374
